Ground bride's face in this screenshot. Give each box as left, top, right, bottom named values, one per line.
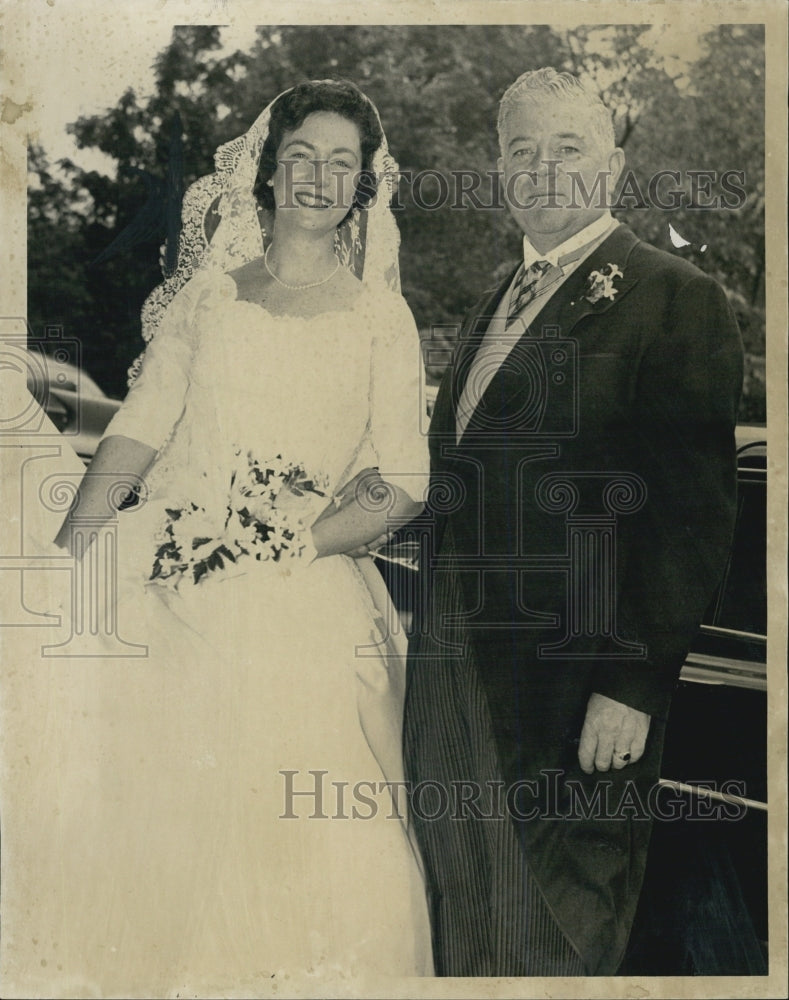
left=271, top=111, right=363, bottom=233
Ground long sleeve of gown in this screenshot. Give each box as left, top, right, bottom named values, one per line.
left=101, top=273, right=212, bottom=452
left=368, top=292, right=431, bottom=506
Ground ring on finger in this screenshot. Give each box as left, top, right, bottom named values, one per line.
left=614, top=751, right=631, bottom=762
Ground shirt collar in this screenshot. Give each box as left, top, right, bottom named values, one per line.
left=522, top=212, right=615, bottom=269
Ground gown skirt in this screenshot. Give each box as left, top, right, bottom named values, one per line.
left=2, top=521, right=432, bottom=997
left=1, top=273, right=433, bottom=997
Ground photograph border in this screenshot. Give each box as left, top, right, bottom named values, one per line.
left=1, top=1, right=786, bottom=997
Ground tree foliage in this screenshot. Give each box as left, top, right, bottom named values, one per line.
left=28, top=24, right=765, bottom=420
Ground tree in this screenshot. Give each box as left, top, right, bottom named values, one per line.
left=28, top=27, right=251, bottom=395
left=28, top=24, right=765, bottom=420
left=594, top=24, right=766, bottom=422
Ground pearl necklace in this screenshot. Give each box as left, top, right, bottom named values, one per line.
left=264, top=245, right=340, bottom=291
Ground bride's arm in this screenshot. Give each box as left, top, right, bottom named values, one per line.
left=54, top=275, right=211, bottom=554
left=53, top=435, right=156, bottom=553
left=308, top=290, right=429, bottom=559
left=309, top=468, right=422, bottom=559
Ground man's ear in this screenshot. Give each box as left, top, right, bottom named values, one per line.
left=608, top=147, right=626, bottom=188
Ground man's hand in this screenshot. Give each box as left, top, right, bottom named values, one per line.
left=578, top=693, right=651, bottom=774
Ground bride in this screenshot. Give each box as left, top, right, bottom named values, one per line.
left=2, top=80, right=432, bottom=996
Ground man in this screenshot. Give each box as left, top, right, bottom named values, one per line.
left=404, top=68, right=743, bottom=976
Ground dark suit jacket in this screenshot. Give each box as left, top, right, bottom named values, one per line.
left=417, top=223, right=743, bottom=972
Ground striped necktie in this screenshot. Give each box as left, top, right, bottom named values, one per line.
left=506, top=259, right=558, bottom=326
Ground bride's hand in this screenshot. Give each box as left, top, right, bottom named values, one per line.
left=345, top=529, right=393, bottom=559
left=309, top=467, right=418, bottom=561
left=316, top=469, right=387, bottom=557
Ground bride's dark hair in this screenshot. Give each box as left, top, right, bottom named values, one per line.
left=256, top=79, right=384, bottom=213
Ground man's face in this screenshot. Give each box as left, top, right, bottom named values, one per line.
left=498, top=97, right=625, bottom=251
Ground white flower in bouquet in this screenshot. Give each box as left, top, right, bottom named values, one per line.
left=149, top=451, right=329, bottom=590
left=230, top=512, right=262, bottom=550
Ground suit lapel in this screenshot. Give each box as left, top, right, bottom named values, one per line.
left=451, top=269, right=518, bottom=398
left=428, top=268, right=518, bottom=451
left=549, top=224, right=641, bottom=338
left=462, top=226, right=642, bottom=435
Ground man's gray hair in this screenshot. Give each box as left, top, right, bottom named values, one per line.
left=497, top=68, right=616, bottom=153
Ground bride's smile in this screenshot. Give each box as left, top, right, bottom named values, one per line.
left=293, top=191, right=334, bottom=209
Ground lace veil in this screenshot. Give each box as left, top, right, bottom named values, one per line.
left=130, top=82, right=401, bottom=385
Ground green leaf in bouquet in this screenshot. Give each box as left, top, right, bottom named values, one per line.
left=191, top=536, right=213, bottom=550
left=193, top=562, right=208, bottom=585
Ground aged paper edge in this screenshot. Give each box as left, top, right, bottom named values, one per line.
left=1, top=1, right=786, bottom=997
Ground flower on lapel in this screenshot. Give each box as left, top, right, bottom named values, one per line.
left=582, top=263, right=624, bottom=305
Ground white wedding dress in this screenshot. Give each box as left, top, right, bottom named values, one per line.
left=0, top=271, right=432, bottom=998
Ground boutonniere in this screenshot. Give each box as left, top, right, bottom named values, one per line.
left=581, top=262, right=624, bottom=305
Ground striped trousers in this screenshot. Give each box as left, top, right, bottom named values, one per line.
left=404, top=524, right=586, bottom=977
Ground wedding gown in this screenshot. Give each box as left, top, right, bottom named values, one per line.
left=0, top=271, right=433, bottom=998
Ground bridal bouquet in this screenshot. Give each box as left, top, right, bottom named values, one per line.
left=149, top=451, right=329, bottom=590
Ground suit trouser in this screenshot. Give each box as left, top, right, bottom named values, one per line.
left=404, top=524, right=586, bottom=977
